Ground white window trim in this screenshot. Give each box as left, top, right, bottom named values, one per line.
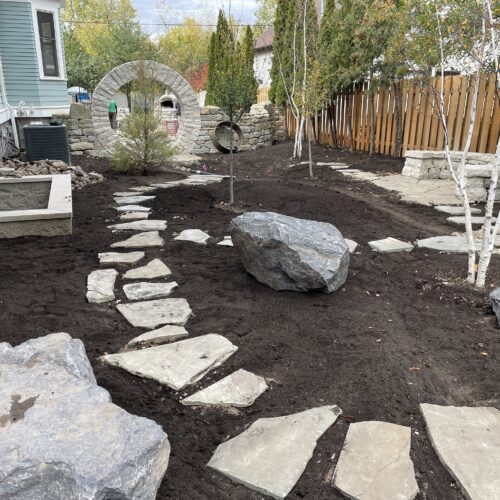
left=31, top=0, right=66, bottom=81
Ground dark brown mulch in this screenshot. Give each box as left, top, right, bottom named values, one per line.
left=1, top=142, right=498, bottom=499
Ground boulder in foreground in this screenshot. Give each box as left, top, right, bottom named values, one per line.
left=0, top=332, right=170, bottom=500
left=230, top=212, right=349, bottom=293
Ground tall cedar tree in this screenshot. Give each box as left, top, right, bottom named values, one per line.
left=206, top=11, right=258, bottom=202
left=205, top=32, right=217, bottom=104
left=269, top=0, right=288, bottom=106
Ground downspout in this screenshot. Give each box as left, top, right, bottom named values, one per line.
left=0, top=57, right=19, bottom=148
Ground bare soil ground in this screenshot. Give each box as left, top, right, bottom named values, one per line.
left=1, top=142, right=499, bottom=499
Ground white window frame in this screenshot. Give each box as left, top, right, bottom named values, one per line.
left=31, top=0, right=66, bottom=81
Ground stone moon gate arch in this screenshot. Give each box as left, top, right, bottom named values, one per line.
left=91, top=60, right=201, bottom=155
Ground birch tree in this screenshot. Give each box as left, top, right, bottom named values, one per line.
left=396, top=0, right=498, bottom=286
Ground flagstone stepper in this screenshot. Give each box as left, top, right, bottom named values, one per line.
left=111, top=231, right=164, bottom=248
left=101, top=334, right=238, bottom=390
left=116, top=205, right=151, bottom=213
left=123, top=258, right=172, bottom=280
left=181, top=369, right=268, bottom=407
left=108, top=220, right=167, bottom=232
left=120, top=212, right=150, bottom=221
left=98, top=251, right=145, bottom=265
left=116, top=298, right=192, bottom=328
left=127, top=325, right=188, bottom=347
left=86, top=269, right=118, bottom=303
left=123, top=281, right=179, bottom=301
left=333, top=421, right=419, bottom=500
left=208, top=406, right=342, bottom=499
left=114, top=195, right=155, bottom=205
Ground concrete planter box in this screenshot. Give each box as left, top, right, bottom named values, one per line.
left=0, top=175, right=72, bottom=238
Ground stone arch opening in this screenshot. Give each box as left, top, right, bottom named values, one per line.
left=91, top=60, right=201, bottom=155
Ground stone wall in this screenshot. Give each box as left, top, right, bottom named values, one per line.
left=192, top=102, right=286, bottom=155
left=402, top=150, right=497, bottom=202
left=58, top=101, right=287, bottom=158
left=55, top=103, right=106, bottom=158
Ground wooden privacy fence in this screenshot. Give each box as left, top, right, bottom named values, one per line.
left=286, top=73, right=499, bottom=156
left=257, top=86, right=270, bottom=103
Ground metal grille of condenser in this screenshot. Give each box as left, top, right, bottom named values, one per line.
left=24, top=124, right=70, bottom=164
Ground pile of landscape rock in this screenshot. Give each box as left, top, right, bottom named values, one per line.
left=0, top=158, right=103, bottom=190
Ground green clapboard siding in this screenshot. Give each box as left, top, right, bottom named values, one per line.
left=0, top=1, right=68, bottom=108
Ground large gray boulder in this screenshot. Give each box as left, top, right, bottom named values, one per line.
left=0, top=333, right=170, bottom=500
left=230, top=212, right=349, bottom=292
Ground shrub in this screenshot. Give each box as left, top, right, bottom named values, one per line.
left=111, top=108, right=176, bottom=175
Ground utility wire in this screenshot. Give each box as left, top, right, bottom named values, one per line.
left=63, top=19, right=272, bottom=28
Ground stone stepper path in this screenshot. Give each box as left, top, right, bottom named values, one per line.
left=87, top=173, right=498, bottom=500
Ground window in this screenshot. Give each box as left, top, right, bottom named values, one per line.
left=37, top=12, right=59, bottom=77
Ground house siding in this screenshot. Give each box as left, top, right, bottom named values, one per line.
left=0, top=1, right=68, bottom=108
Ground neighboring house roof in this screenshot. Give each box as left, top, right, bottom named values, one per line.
left=254, top=28, right=274, bottom=51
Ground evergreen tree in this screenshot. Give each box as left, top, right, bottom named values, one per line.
left=269, top=0, right=288, bottom=105
left=205, top=32, right=217, bottom=104
left=240, top=26, right=259, bottom=106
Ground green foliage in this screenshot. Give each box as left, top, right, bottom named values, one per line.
left=63, top=30, right=101, bottom=92
left=254, top=0, right=277, bottom=37
left=111, top=62, right=175, bottom=175
left=206, top=11, right=257, bottom=117
left=157, top=18, right=211, bottom=81
left=62, top=0, right=150, bottom=90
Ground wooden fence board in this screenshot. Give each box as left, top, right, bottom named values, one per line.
left=284, top=73, right=498, bottom=157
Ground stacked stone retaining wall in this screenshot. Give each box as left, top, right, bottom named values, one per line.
left=402, top=150, right=497, bottom=202
left=57, top=101, right=286, bottom=158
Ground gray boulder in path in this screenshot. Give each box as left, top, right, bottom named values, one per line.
left=230, top=212, right=349, bottom=293
left=0, top=333, right=170, bottom=500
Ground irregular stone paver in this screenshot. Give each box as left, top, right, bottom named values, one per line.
left=416, top=235, right=482, bottom=253
left=174, top=229, right=211, bottom=244
left=151, top=174, right=226, bottom=189
left=116, top=205, right=151, bottom=213
left=117, top=298, right=192, bottom=328
left=345, top=238, right=358, bottom=254
left=120, top=212, right=149, bottom=221
left=123, top=258, right=172, bottom=280
left=369, top=237, right=414, bottom=253
left=114, top=191, right=140, bottom=197
left=371, top=175, right=458, bottom=206
left=317, top=162, right=348, bottom=168
left=181, top=369, right=268, bottom=407
left=130, top=186, right=157, bottom=193
left=111, top=231, right=164, bottom=248
left=114, top=195, right=155, bottom=205
left=86, top=269, right=118, bottom=303
left=421, top=403, right=500, bottom=500
left=128, top=325, right=188, bottom=347
left=208, top=406, right=342, bottom=499
left=339, top=169, right=362, bottom=175
left=333, top=421, right=419, bottom=500
left=123, top=281, right=179, bottom=301
left=108, top=220, right=167, bottom=232
left=447, top=216, right=494, bottom=225
left=217, top=236, right=234, bottom=246
left=434, top=205, right=481, bottom=215
left=101, top=334, right=238, bottom=390
left=98, top=251, right=145, bottom=265
left=0, top=333, right=169, bottom=499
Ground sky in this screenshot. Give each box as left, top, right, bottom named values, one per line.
left=131, top=0, right=258, bottom=35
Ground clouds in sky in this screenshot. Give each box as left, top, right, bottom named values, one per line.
left=131, top=0, right=259, bottom=34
